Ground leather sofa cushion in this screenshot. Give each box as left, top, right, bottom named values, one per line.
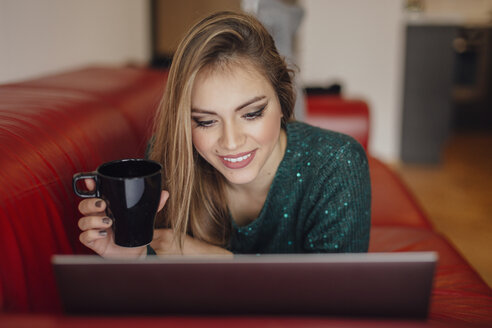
left=12, top=66, right=167, bottom=155
left=0, top=85, right=147, bottom=312
left=370, top=226, right=492, bottom=325
left=369, top=156, right=432, bottom=229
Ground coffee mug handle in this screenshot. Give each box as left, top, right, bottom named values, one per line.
left=72, top=172, right=99, bottom=198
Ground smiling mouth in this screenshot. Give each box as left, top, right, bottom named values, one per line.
left=223, top=153, right=252, bottom=163
left=219, top=150, right=257, bottom=169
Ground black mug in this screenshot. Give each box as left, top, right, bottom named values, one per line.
left=72, top=159, right=162, bottom=248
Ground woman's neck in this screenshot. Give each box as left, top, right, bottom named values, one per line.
left=225, top=129, right=287, bottom=225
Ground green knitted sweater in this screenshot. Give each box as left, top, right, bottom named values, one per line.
left=228, top=121, right=371, bottom=253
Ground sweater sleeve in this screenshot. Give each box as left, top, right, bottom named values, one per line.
left=302, top=138, right=371, bottom=253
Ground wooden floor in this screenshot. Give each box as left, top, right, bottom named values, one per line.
left=394, top=131, right=492, bottom=287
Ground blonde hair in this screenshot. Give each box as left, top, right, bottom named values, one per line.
left=149, top=11, right=295, bottom=250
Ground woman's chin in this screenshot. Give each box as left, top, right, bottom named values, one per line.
left=222, top=170, right=258, bottom=186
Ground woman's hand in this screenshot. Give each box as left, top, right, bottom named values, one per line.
left=77, top=178, right=169, bottom=258
left=151, top=229, right=232, bottom=256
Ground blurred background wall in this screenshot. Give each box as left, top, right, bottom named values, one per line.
left=298, top=0, right=405, bottom=161
left=0, top=0, right=151, bottom=84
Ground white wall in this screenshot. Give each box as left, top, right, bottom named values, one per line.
left=298, top=0, right=405, bottom=162
left=0, top=0, right=151, bottom=84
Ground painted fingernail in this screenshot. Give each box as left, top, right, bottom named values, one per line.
left=98, top=230, right=107, bottom=236
left=95, top=200, right=102, bottom=208
left=102, top=217, right=111, bottom=225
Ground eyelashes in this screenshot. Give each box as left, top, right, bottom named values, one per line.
left=243, top=106, right=266, bottom=120
left=192, top=105, right=267, bottom=128
left=193, top=119, right=215, bottom=128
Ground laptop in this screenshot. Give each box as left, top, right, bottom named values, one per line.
left=52, top=252, right=437, bottom=318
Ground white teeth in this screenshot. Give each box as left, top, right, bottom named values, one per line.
left=224, top=153, right=252, bottom=163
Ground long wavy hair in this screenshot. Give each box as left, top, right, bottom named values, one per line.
left=149, top=11, right=295, bottom=250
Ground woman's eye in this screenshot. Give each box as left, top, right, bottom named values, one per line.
left=193, top=118, right=215, bottom=128
left=244, top=106, right=266, bottom=120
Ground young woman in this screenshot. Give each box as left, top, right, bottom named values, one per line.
left=77, top=11, right=371, bottom=258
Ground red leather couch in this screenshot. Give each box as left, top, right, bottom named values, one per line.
left=0, top=67, right=491, bottom=327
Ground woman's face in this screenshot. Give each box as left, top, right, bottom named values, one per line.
left=191, top=61, right=285, bottom=187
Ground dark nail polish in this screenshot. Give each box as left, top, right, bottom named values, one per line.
left=99, top=230, right=107, bottom=236
left=102, top=217, right=111, bottom=225
left=95, top=200, right=102, bottom=208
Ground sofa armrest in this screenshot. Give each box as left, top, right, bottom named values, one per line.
left=0, top=67, right=166, bottom=313
left=304, top=95, right=369, bottom=151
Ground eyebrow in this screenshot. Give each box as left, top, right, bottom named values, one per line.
left=191, top=95, right=267, bottom=115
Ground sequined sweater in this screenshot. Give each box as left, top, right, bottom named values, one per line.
left=228, top=121, right=371, bottom=253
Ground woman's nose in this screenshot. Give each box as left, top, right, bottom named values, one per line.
left=219, top=122, right=245, bottom=150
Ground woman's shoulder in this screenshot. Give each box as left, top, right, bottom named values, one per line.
left=285, top=121, right=366, bottom=162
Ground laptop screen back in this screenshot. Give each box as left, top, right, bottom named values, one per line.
left=52, top=252, right=436, bottom=318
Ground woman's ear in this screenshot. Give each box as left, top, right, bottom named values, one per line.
left=158, top=190, right=170, bottom=212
